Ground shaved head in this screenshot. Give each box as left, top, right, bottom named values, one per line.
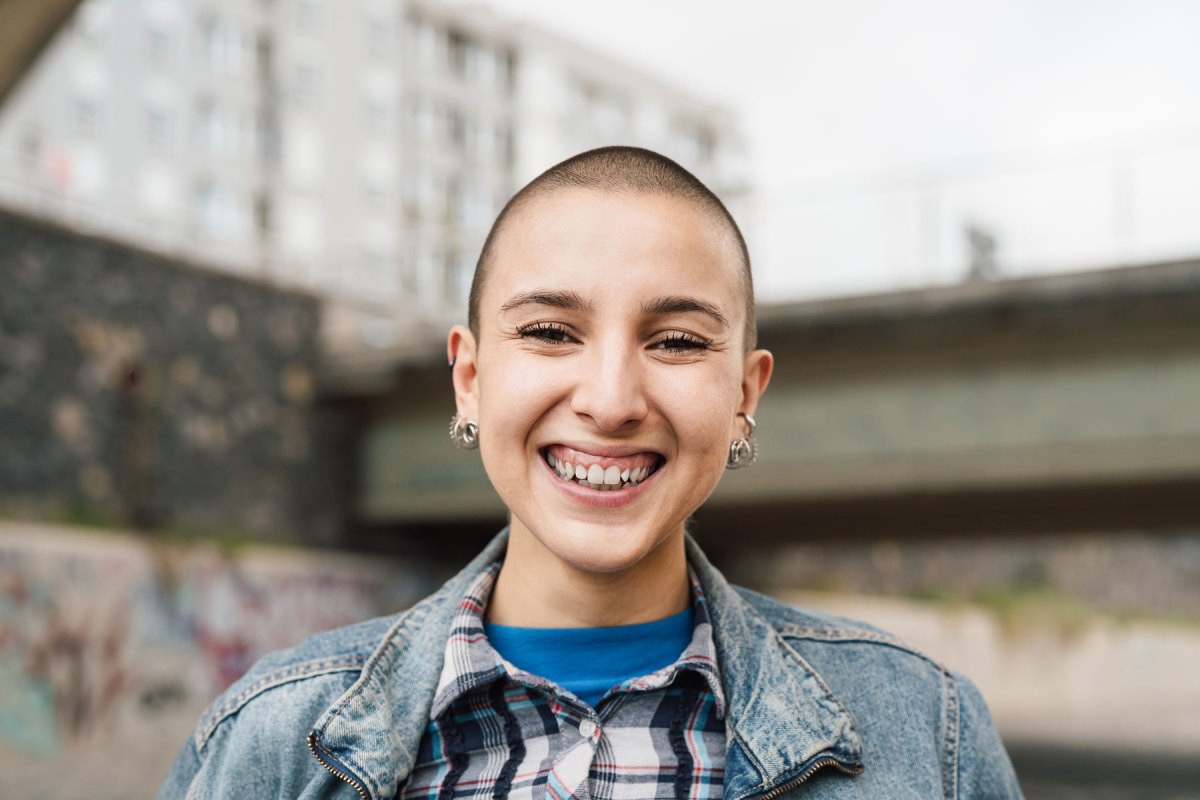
left=469, top=146, right=757, bottom=349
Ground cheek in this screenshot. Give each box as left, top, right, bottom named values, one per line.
left=476, top=357, right=567, bottom=448
left=657, top=372, right=742, bottom=458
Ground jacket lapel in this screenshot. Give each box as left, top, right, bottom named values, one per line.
left=684, top=537, right=863, bottom=799
left=307, top=531, right=510, bottom=800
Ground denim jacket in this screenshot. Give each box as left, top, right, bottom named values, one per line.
left=159, top=531, right=1023, bottom=799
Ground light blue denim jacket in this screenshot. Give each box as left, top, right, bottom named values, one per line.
left=159, top=531, right=1023, bottom=799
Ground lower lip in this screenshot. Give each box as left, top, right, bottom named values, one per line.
left=541, top=456, right=659, bottom=508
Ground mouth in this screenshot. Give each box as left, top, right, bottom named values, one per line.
left=540, top=444, right=664, bottom=492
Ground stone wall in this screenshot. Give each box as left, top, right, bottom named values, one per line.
left=0, top=209, right=351, bottom=542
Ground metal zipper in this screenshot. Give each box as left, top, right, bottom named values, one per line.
left=307, top=731, right=372, bottom=800
left=751, top=756, right=865, bottom=800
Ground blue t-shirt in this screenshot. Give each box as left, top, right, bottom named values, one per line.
left=484, top=606, right=695, bottom=708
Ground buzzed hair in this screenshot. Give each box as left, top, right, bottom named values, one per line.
left=468, top=146, right=757, bottom=350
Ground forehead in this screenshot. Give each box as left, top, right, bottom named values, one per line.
left=485, top=188, right=744, bottom=315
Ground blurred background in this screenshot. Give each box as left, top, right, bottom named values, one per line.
left=1, top=0, right=1198, bottom=796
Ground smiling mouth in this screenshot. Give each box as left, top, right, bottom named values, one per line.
left=541, top=445, right=664, bottom=491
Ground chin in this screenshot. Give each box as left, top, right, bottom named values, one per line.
left=522, top=516, right=680, bottom=576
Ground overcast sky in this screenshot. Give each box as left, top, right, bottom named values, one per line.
left=477, top=0, right=1200, bottom=299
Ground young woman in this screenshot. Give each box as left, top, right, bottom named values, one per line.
left=161, top=148, right=1022, bottom=799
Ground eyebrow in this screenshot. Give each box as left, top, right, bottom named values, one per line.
left=498, top=289, right=729, bottom=330
left=642, top=295, right=730, bottom=329
left=499, top=290, right=593, bottom=314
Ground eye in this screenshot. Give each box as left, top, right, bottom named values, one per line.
left=651, top=332, right=711, bottom=354
left=517, top=321, right=578, bottom=345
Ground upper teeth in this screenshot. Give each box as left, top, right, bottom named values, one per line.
left=545, top=452, right=653, bottom=488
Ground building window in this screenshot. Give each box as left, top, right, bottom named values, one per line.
left=463, top=40, right=484, bottom=82
left=447, top=29, right=471, bottom=78
left=457, top=181, right=489, bottom=227
left=447, top=108, right=464, bottom=148
left=145, top=106, right=173, bottom=150
left=498, top=49, right=516, bottom=92
left=568, top=75, right=630, bottom=137
left=194, top=181, right=239, bottom=235
left=254, top=193, right=272, bottom=231
left=291, top=62, right=320, bottom=107
left=405, top=97, right=437, bottom=141
left=468, top=118, right=488, bottom=159
left=416, top=245, right=439, bottom=298
left=360, top=248, right=389, bottom=281
left=365, top=98, right=389, bottom=135
left=295, top=0, right=320, bottom=32
left=368, top=16, right=391, bottom=59
left=423, top=172, right=442, bottom=221
left=139, top=165, right=176, bottom=217
left=407, top=17, right=424, bottom=64
left=200, top=17, right=243, bottom=76
left=673, top=120, right=717, bottom=166
left=74, top=0, right=111, bottom=46
left=19, top=129, right=41, bottom=169
left=496, top=124, right=514, bottom=166
left=444, top=248, right=473, bottom=304
left=75, top=96, right=100, bottom=137
left=472, top=45, right=495, bottom=87
left=146, top=25, right=174, bottom=68
left=443, top=176, right=460, bottom=224
left=255, top=33, right=272, bottom=78
left=400, top=239, right=419, bottom=294
left=443, top=249, right=461, bottom=301
left=566, top=74, right=592, bottom=118
left=364, top=177, right=389, bottom=210
left=401, top=170, right=420, bottom=222
left=196, top=100, right=244, bottom=156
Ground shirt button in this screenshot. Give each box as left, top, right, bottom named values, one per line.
left=578, top=718, right=597, bottom=738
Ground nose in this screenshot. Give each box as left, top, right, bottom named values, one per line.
left=569, top=334, right=649, bottom=432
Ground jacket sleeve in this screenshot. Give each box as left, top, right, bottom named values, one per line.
left=156, top=670, right=364, bottom=799
left=158, top=736, right=202, bottom=800
left=953, top=672, right=1024, bottom=799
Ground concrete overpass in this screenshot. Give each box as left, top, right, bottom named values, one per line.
left=339, top=260, right=1200, bottom=548
left=0, top=0, right=84, bottom=106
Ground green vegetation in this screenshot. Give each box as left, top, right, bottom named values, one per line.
left=157, top=525, right=257, bottom=556
left=902, top=560, right=1200, bottom=636
left=29, top=501, right=259, bottom=558
left=55, top=500, right=115, bottom=530
left=971, top=582, right=1093, bottom=640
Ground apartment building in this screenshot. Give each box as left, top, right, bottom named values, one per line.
left=0, top=0, right=745, bottom=351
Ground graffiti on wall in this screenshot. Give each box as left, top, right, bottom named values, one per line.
left=0, top=524, right=430, bottom=758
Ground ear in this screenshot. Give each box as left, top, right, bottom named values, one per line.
left=448, top=325, right=480, bottom=420
left=737, top=348, right=773, bottom=420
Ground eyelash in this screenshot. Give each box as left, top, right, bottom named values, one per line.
left=652, top=333, right=711, bottom=354
left=517, top=321, right=575, bottom=344
left=516, top=322, right=711, bottom=354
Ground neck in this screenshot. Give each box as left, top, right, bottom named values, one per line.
left=486, top=525, right=690, bottom=628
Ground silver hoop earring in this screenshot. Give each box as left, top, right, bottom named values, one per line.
left=449, top=414, right=479, bottom=449
left=726, top=412, right=757, bottom=469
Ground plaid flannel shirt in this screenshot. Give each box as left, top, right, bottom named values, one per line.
left=397, top=562, right=727, bottom=800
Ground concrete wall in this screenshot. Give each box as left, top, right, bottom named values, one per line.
left=0, top=209, right=352, bottom=543
left=787, top=590, right=1200, bottom=758
left=0, top=521, right=440, bottom=799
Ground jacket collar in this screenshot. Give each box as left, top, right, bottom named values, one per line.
left=308, top=529, right=862, bottom=800
left=684, top=535, right=863, bottom=799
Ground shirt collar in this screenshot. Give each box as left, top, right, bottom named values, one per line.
left=429, top=561, right=727, bottom=721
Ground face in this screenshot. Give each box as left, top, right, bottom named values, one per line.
left=449, top=189, right=772, bottom=580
